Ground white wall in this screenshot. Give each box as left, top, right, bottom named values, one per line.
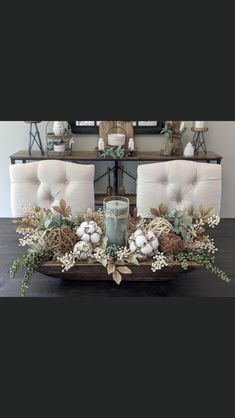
left=207, top=122, right=235, bottom=217
left=0, top=121, right=234, bottom=217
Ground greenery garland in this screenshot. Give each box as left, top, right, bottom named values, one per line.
left=101, top=146, right=130, bottom=159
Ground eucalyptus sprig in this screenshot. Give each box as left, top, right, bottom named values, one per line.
left=166, top=210, right=193, bottom=240
left=101, top=146, right=128, bottom=159
left=10, top=250, right=50, bottom=296
left=177, top=250, right=230, bottom=283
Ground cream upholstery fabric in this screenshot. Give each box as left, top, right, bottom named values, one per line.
left=10, top=160, right=95, bottom=217
left=137, top=160, right=222, bottom=216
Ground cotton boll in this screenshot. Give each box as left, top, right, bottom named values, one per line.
left=86, top=223, right=96, bottom=234
left=146, top=230, right=159, bottom=250
left=135, top=234, right=147, bottom=248
left=76, top=226, right=85, bottom=237
left=129, top=241, right=137, bottom=253
left=151, top=238, right=159, bottom=251
left=81, top=233, right=90, bottom=243
left=90, top=232, right=101, bottom=244
left=134, top=229, right=143, bottom=239
left=141, top=243, right=153, bottom=255
left=96, top=226, right=102, bottom=235
left=80, top=221, right=88, bottom=228
left=147, top=230, right=155, bottom=240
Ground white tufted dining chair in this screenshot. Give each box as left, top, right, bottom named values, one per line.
left=137, top=160, right=222, bottom=216
left=10, top=160, right=95, bottom=218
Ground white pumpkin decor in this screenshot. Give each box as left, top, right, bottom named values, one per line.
left=129, top=229, right=159, bottom=258
left=73, top=241, right=92, bottom=261
left=76, top=221, right=102, bottom=245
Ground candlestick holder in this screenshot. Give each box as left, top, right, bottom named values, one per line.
left=191, top=126, right=208, bottom=154
left=103, top=196, right=129, bottom=247
left=25, top=121, right=44, bottom=155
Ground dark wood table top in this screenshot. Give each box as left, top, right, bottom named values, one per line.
left=10, top=150, right=223, bottom=163
left=0, top=218, right=234, bottom=297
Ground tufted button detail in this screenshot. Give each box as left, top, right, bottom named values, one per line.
left=65, top=180, right=69, bottom=185
left=50, top=197, right=54, bottom=202
left=37, top=181, right=40, bottom=185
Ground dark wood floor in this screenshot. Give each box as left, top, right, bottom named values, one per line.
left=0, top=218, right=235, bottom=297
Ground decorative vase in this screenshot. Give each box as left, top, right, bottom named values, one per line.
left=164, top=139, right=173, bottom=156
left=54, top=143, right=66, bottom=152
left=163, top=121, right=185, bottom=156
left=52, top=121, right=66, bottom=136
left=98, top=137, right=105, bottom=151
left=171, top=134, right=183, bottom=155
left=103, top=196, right=129, bottom=247
left=128, top=138, right=135, bottom=151
left=183, top=142, right=194, bottom=156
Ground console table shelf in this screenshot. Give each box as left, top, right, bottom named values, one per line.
left=10, top=150, right=222, bottom=208
left=10, top=150, right=222, bottom=164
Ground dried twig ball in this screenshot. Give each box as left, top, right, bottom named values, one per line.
left=148, top=217, right=173, bottom=237
left=159, top=232, right=183, bottom=255
left=46, top=227, right=78, bottom=255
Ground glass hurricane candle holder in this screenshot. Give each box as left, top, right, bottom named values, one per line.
left=103, top=196, right=130, bottom=247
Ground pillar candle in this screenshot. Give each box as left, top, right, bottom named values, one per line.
left=194, top=121, right=205, bottom=129
left=104, top=198, right=129, bottom=247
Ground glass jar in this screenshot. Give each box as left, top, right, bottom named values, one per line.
left=103, top=196, right=130, bottom=247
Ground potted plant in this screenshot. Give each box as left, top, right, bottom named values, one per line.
left=161, top=121, right=186, bottom=156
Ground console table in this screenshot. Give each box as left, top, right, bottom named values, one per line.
left=10, top=150, right=223, bottom=208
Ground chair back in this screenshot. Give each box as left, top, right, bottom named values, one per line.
left=10, top=160, right=95, bottom=217
left=137, top=160, right=222, bottom=216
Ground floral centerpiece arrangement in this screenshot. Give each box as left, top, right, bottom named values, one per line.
left=10, top=199, right=230, bottom=296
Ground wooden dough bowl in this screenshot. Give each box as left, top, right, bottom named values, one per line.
left=38, top=260, right=200, bottom=282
